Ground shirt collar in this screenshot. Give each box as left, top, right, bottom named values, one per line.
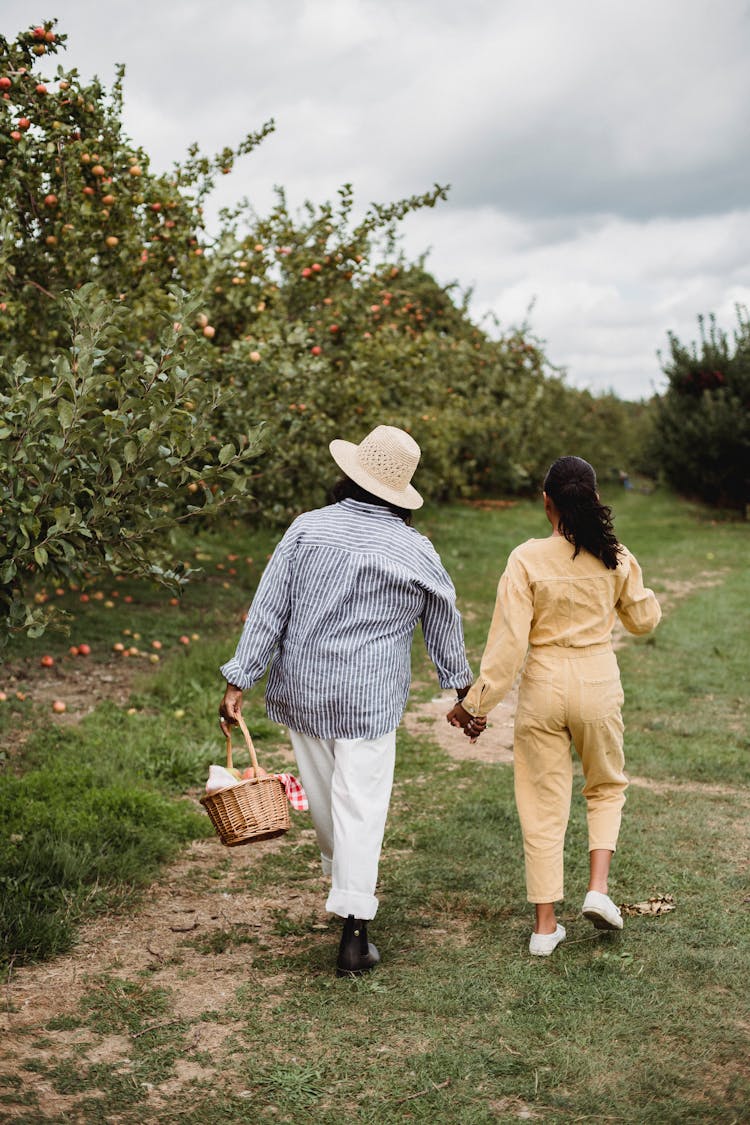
left=338, top=497, right=400, bottom=520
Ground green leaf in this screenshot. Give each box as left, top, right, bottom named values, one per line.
left=124, top=441, right=138, bottom=465
left=58, top=400, right=74, bottom=430
left=218, top=443, right=235, bottom=465
left=34, top=545, right=49, bottom=567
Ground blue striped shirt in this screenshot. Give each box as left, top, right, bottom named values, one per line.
left=220, top=498, right=473, bottom=739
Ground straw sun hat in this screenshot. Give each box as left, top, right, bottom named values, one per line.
left=329, top=425, right=424, bottom=510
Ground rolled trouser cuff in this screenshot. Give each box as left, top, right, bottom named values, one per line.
left=326, top=889, right=378, bottom=920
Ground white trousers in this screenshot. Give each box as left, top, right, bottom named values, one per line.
left=288, top=729, right=397, bottom=920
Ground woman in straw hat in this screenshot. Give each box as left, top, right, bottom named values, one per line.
left=220, top=425, right=474, bottom=976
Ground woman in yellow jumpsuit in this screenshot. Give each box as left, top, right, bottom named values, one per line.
left=448, top=456, right=661, bottom=956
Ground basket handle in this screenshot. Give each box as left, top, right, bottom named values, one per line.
left=225, top=713, right=261, bottom=778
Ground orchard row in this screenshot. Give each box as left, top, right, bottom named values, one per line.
left=0, top=20, right=651, bottom=640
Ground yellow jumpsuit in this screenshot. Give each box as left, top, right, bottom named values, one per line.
left=462, top=534, right=661, bottom=904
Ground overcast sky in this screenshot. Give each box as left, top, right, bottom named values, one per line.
left=5, top=0, right=750, bottom=399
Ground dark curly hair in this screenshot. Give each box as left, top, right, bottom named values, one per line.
left=543, top=456, right=621, bottom=570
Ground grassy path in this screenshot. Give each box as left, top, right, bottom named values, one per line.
left=1, top=491, right=748, bottom=1122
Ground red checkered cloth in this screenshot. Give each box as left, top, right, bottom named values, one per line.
left=275, top=773, right=308, bottom=812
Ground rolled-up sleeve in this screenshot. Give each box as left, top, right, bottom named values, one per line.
left=461, top=552, right=533, bottom=717
left=219, top=530, right=296, bottom=691
left=419, top=549, right=473, bottom=690
left=616, top=550, right=662, bottom=635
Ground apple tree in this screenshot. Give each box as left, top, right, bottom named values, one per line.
left=0, top=20, right=273, bottom=362
left=0, top=285, right=262, bottom=642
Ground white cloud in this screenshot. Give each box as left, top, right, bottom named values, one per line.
left=399, top=206, right=750, bottom=398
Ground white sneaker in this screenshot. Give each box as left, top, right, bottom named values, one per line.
left=582, top=890, right=623, bottom=931
left=529, top=924, right=566, bottom=956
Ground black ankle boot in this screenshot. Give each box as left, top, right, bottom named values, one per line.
left=336, top=914, right=380, bottom=977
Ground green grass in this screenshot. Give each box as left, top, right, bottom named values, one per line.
left=1, top=490, right=749, bottom=1122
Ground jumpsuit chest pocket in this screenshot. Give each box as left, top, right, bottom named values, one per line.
left=579, top=674, right=624, bottom=722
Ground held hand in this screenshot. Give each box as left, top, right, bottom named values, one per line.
left=219, top=684, right=243, bottom=736
left=446, top=702, right=469, bottom=729
left=446, top=702, right=487, bottom=743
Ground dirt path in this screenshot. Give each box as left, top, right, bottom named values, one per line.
left=1, top=826, right=332, bottom=1120
left=404, top=688, right=517, bottom=765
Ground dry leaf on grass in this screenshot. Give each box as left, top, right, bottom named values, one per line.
left=620, top=894, right=676, bottom=916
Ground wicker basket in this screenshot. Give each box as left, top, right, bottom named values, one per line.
left=200, top=715, right=290, bottom=846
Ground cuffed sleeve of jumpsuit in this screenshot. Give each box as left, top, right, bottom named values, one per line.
left=461, top=550, right=533, bottom=718
left=616, top=549, right=662, bottom=635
